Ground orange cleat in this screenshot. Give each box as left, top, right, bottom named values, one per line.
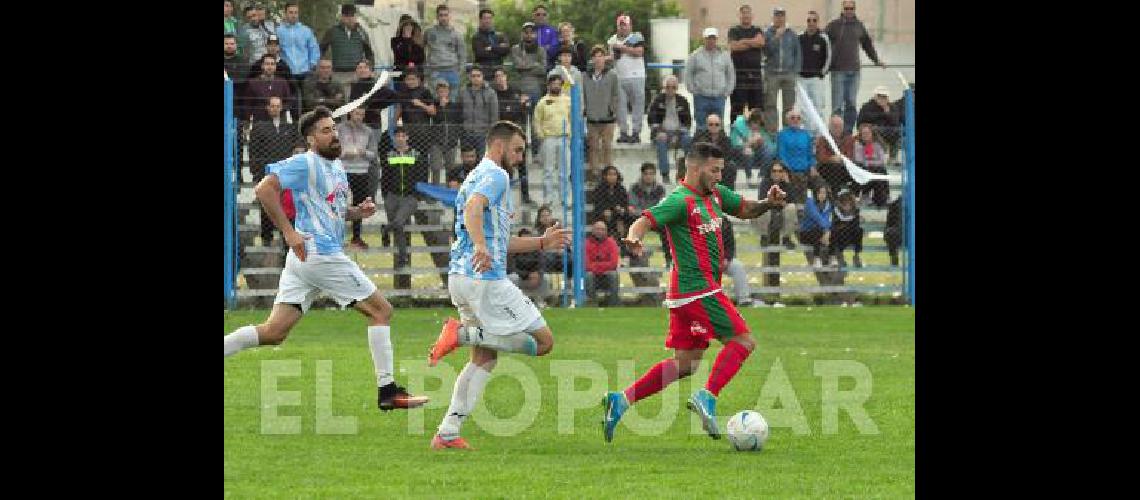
left=430, top=434, right=473, bottom=450
left=428, top=318, right=462, bottom=367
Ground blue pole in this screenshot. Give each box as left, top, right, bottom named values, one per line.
left=904, top=88, right=916, bottom=306
left=224, top=77, right=236, bottom=308
left=570, top=81, right=585, bottom=306
left=561, top=128, right=570, bottom=308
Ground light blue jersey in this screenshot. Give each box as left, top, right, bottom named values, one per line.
left=266, top=151, right=350, bottom=256
left=449, top=158, right=514, bottom=280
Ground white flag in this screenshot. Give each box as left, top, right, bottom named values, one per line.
left=331, top=71, right=390, bottom=119
left=795, top=82, right=891, bottom=185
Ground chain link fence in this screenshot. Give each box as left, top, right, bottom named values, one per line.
left=225, top=63, right=913, bottom=308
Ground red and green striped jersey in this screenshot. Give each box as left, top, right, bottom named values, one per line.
left=643, top=181, right=743, bottom=301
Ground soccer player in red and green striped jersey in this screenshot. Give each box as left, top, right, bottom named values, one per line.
left=603, top=141, right=786, bottom=442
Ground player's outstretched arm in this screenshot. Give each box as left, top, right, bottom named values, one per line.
left=736, top=184, right=788, bottom=220
left=346, top=197, right=377, bottom=221
left=508, top=221, right=571, bottom=254
left=255, top=174, right=311, bottom=261
left=622, top=215, right=653, bottom=257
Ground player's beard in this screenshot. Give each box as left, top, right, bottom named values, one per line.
left=317, top=139, right=341, bottom=160
left=493, top=149, right=514, bottom=172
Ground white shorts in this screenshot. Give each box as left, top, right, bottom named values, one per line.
left=275, top=251, right=377, bottom=313
left=448, top=274, right=544, bottom=334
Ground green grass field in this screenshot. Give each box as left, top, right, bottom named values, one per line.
left=224, top=307, right=914, bottom=498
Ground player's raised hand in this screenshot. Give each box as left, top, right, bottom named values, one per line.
left=471, top=243, right=492, bottom=273
left=622, top=236, right=644, bottom=257
left=358, top=197, right=377, bottom=218
left=285, top=230, right=313, bottom=262
left=542, top=221, right=572, bottom=251
left=766, top=184, right=787, bottom=206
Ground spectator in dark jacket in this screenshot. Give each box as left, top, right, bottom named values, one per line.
left=430, top=79, right=463, bottom=186
left=391, top=18, right=425, bottom=80
left=590, top=165, right=632, bottom=225
left=349, top=59, right=398, bottom=130
left=248, top=96, right=298, bottom=246
left=244, top=54, right=294, bottom=121
left=491, top=67, right=533, bottom=204
left=830, top=188, right=863, bottom=268
left=826, top=0, right=885, bottom=132
left=380, top=127, right=429, bottom=287
left=648, top=75, right=693, bottom=184
left=508, top=227, right=549, bottom=304
left=857, top=85, right=902, bottom=162
left=472, top=9, right=512, bottom=75
left=627, top=163, right=665, bottom=290
left=301, top=58, right=343, bottom=114
left=547, top=22, right=588, bottom=73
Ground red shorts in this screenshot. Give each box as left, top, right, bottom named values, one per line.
left=665, top=291, right=751, bottom=350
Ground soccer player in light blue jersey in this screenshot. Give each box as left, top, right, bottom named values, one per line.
left=223, top=106, right=429, bottom=412
left=426, top=121, right=571, bottom=450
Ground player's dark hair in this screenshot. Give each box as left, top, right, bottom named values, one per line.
left=686, top=142, right=725, bottom=168
left=299, top=106, right=333, bottom=137
left=485, top=120, right=526, bottom=145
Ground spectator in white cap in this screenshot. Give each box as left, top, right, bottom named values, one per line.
left=856, top=85, right=901, bottom=162
left=684, top=27, right=735, bottom=134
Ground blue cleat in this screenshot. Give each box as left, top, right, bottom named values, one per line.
left=687, top=388, right=721, bottom=439
left=602, top=391, right=630, bottom=443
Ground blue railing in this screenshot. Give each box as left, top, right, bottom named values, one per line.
left=224, top=77, right=237, bottom=308
left=903, top=88, right=915, bottom=306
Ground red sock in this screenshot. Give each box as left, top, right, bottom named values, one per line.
left=706, top=341, right=752, bottom=397
left=624, top=359, right=680, bottom=403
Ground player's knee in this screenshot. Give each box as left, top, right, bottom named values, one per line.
left=676, top=363, right=695, bottom=378
left=372, top=300, right=393, bottom=323
left=258, top=323, right=289, bottom=345
left=536, top=336, right=554, bottom=356
left=734, top=336, right=757, bottom=352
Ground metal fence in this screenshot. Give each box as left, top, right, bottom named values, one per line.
left=225, top=62, right=914, bottom=308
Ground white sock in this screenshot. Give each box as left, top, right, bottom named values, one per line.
left=458, top=326, right=538, bottom=356
left=438, top=362, right=494, bottom=439
left=224, top=325, right=260, bottom=357
left=438, top=362, right=479, bottom=439
left=368, top=325, right=394, bottom=387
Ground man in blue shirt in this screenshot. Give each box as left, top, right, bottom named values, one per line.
left=222, top=106, right=429, bottom=413
left=276, top=3, right=321, bottom=92
left=426, top=121, right=571, bottom=450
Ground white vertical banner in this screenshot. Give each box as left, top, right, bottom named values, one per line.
left=795, top=82, right=891, bottom=185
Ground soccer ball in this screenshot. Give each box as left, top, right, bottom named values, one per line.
left=726, top=410, right=769, bottom=451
